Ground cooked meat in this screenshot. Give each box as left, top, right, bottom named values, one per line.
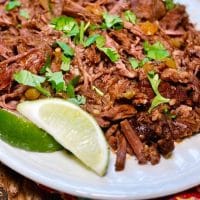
left=120, top=120, right=147, bottom=164
left=115, top=134, right=127, bottom=171
left=101, top=105, right=137, bottom=121
left=161, top=68, right=192, bottom=83
left=160, top=5, right=188, bottom=30
left=131, top=0, right=166, bottom=20
left=0, top=0, right=199, bottom=170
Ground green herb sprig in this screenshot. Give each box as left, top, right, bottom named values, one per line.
left=147, top=71, right=170, bottom=113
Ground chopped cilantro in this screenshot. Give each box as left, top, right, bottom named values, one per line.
left=89, top=24, right=100, bottom=31
left=163, top=108, right=177, bottom=119
left=66, top=76, right=80, bottom=98
left=79, top=21, right=90, bottom=45
left=14, top=70, right=50, bottom=96
left=56, top=41, right=74, bottom=72
left=51, top=16, right=79, bottom=37
left=102, top=12, right=123, bottom=29
left=91, top=35, right=120, bottom=62
left=124, top=10, right=137, bottom=24
left=139, top=57, right=151, bottom=67
left=95, top=35, right=106, bottom=48
left=129, top=57, right=139, bottom=69
left=45, top=69, right=66, bottom=92
left=143, top=41, right=170, bottom=60
left=5, top=0, right=21, bottom=11
left=84, top=34, right=120, bottom=62
left=66, top=83, right=75, bottom=98
left=92, top=85, right=104, bottom=96
left=61, top=55, right=71, bottom=72
left=98, top=47, right=120, bottom=62
left=84, top=34, right=100, bottom=47
left=147, top=71, right=170, bottom=113
left=69, top=75, right=80, bottom=86
left=79, top=21, right=85, bottom=45
left=19, top=9, right=29, bottom=19
left=164, top=0, right=175, bottom=10
left=68, top=95, right=86, bottom=106
left=40, top=55, right=51, bottom=74
left=56, top=41, right=74, bottom=57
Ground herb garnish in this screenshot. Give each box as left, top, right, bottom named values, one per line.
left=56, top=41, right=74, bottom=57
left=45, top=69, right=66, bottom=93
left=56, top=41, right=74, bottom=71
left=147, top=71, right=170, bottom=113
left=61, top=55, right=71, bottom=72
left=163, top=108, right=177, bottom=119
left=143, top=41, right=169, bottom=60
left=40, top=55, right=51, bottom=74
left=51, top=16, right=79, bottom=37
left=14, top=70, right=50, bottom=96
left=164, top=0, right=175, bottom=10
left=124, top=10, right=137, bottom=24
left=84, top=34, right=101, bottom=47
left=96, top=35, right=120, bottom=62
left=129, top=57, right=139, bottom=69
left=102, top=12, right=123, bottom=29
left=19, top=9, right=29, bottom=19
left=68, top=95, right=86, bottom=106
left=5, top=0, right=21, bottom=11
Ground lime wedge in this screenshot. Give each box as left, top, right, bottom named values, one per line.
left=17, top=98, right=109, bottom=176
left=0, top=109, right=62, bottom=152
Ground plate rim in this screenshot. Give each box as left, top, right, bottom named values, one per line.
left=1, top=139, right=200, bottom=200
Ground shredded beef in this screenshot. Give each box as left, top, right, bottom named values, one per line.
left=0, top=0, right=199, bottom=171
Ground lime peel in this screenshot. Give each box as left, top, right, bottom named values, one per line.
left=17, top=98, right=109, bottom=176
left=0, top=109, right=62, bottom=152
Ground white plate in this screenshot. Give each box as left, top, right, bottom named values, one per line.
left=1, top=1, right=200, bottom=199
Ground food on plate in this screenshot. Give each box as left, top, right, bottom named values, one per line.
left=0, top=0, right=199, bottom=172
left=0, top=109, right=62, bottom=152
left=17, top=98, right=109, bottom=176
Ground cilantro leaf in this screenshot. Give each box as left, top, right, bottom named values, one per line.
left=91, top=35, right=120, bottom=62
left=14, top=70, right=50, bottom=96
left=19, top=9, right=29, bottom=19
left=147, top=71, right=170, bottom=113
left=95, top=35, right=106, bottom=48
left=143, top=41, right=169, bottom=60
left=66, top=76, right=80, bottom=98
left=45, top=69, right=66, bottom=92
left=98, top=47, right=120, bottom=62
left=149, top=94, right=170, bottom=113
left=66, top=83, right=75, bottom=98
left=129, top=57, right=139, bottom=69
left=40, top=55, right=51, bottom=74
left=163, top=108, right=177, bottom=119
left=124, top=10, right=137, bottom=24
left=69, top=75, right=80, bottom=86
left=61, top=55, right=71, bottom=72
left=164, top=0, right=175, bottom=10
left=35, top=85, right=51, bottom=97
left=84, top=34, right=100, bottom=47
left=51, top=16, right=79, bottom=37
left=56, top=41, right=74, bottom=57
left=5, top=0, right=21, bottom=11
left=103, top=12, right=123, bottom=29
left=14, top=70, right=45, bottom=87
left=139, top=57, right=151, bottom=67
left=68, top=95, right=86, bottom=106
